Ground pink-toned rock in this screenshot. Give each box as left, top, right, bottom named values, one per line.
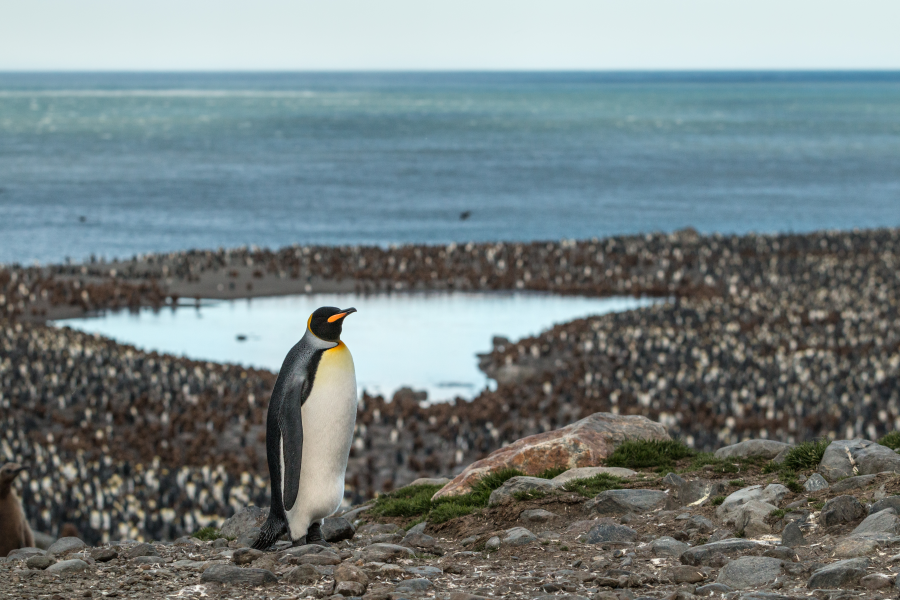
left=432, top=412, right=669, bottom=500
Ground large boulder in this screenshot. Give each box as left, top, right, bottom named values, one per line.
left=734, top=500, right=779, bottom=537
left=716, top=484, right=789, bottom=524
left=220, top=506, right=268, bottom=540
left=807, top=558, right=869, bottom=588
left=680, top=539, right=761, bottom=566
left=550, top=467, right=636, bottom=485
left=820, top=495, right=866, bottom=527
left=585, top=489, right=668, bottom=516
left=851, top=509, right=900, bottom=539
left=432, top=412, right=669, bottom=499
left=662, top=473, right=727, bottom=507
left=716, top=556, right=783, bottom=589
left=714, top=440, right=793, bottom=460
left=818, top=439, right=900, bottom=481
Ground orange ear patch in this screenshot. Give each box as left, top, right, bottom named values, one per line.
left=327, top=312, right=348, bottom=323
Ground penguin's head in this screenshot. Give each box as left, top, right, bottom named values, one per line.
left=0, top=462, right=26, bottom=486
left=308, top=306, right=357, bottom=342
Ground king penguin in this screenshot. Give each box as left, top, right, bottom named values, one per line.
left=252, top=306, right=358, bottom=550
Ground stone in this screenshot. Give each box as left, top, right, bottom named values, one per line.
left=803, top=473, right=829, bottom=492
left=503, top=527, right=537, bottom=546
left=651, top=536, right=689, bottom=557
left=832, top=538, right=879, bottom=557
left=338, top=504, right=372, bottom=523
left=234, top=528, right=260, bottom=548
left=716, top=485, right=789, bottom=523
left=297, top=552, right=341, bottom=566
left=820, top=495, right=867, bottom=527
left=488, top=476, right=556, bottom=505
left=407, top=477, right=451, bottom=487
left=31, top=532, right=55, bottom=550
left=860, top=573, right=893, bottom=589
left=521, top=508, right=558, bottom=522
left=232, top=548, right=263, bottom=565
left=663, top=475, right=728, bottom=507
left=322, top=517, right=356, bottom=542
left=406, top=521, right=427, bottom=535
left=690, top=515, right=715, bottom=533
left=680, top=539, right=760, bottom=566
left=395, top=578, right=433, bottom=592
left=734, top=500, right=779, bottom=537
left=357, top=523, right=402, bottom=535
left=585, top=489, right=668, bottom=515
left=449, top=595, right=489, bottom=600
left=219, top=506, right=268, bottom=539
left=45, top=558, right=90, bottom=575
left=696, top=583, right=732, bottom=596
left=283, top=564, right=320, bottom=585
left=806, top=558, right=869, bottom=588
left=716, top=556, right=783, bottom=589
left=670, top=564, right=706, bottom=583
left=714, top=440, right=793, bottom=460
left=358, top=543, right=415, bottom=562
left=550, top=467, right=637, bottom=485
left=25, top=555, right=54, bottom=570
left=6, top=547, right=45, bottom=561
left=401, top=532, right=437, bottom=552
left=870, top=495, right=900, bottom=515
left=335, top=581, right=366, bottom=596
left=46, top=537, right=86, bottom=555
left=830, top=474, right=878, bottom=493
left=851, top=508, right=900, bottom=537
left=201, top=564, right=277, bottom=586
left=485, top=536, right=501, bottom=551
left=132, top=555, right=166, bottom=565
left=781, top=521, right=805, bottom=547
left=406, top=565, right=442, bottom=577
left=763, top=546, right=796, bottom=560
left=584, top=524, right=638, bottom=544
left=125, top=542, right=159, bottom=559
left=818, top=439, right=900, bottom=481
left=433, top=412, right=670, bottom=499
left=282, top=543, right=331, bottom=557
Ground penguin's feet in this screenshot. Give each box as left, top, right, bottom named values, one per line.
left=291, top=536, right=308, bottom=547
left=306, top=522, right=331, bottom=547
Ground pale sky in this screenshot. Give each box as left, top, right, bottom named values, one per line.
left=1, top=0, right=898, bottom=71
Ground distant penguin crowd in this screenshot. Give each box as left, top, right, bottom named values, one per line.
left=1, top=227, right=899, bottom=543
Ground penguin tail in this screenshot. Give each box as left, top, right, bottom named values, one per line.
left=251, top=515, right=287, bottom=551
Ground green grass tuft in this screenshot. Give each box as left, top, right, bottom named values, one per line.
left=729, top=479, right=745, bottom=487
left=561, top=473, right=629, bottom=498
left=710, top=495, right=726, bottom=506
left=512, top=489, right=549, bottom=502
left=535, top=466, right=569, bottom=480
left=769, top=509, right=786, bottom=519
left=605, top=439, right=696, bottom=470
left=879, top=432, right=900, bottom=450
left=192, top=526, right=221, bottom=542
left=369, top=484, right=445, bottom=518
left=782, top=439, right=830, bottom=471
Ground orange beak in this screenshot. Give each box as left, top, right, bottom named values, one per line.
left=327, top=307, right=357, bottom=323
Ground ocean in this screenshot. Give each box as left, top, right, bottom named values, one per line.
left=1, top=71, right=899, bottom=265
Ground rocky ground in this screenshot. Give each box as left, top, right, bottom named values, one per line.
left=7, top=425, right=900, bottom=600
left=2, top=228, right=900, bottom=545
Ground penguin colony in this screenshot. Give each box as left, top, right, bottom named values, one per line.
left=1, top=227, right=899, bottom=543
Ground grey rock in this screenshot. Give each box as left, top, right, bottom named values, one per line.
left=830, top=474, right=878, bottom=493
left=488, top=476, right=556, bottom=505
left=716, top=485, right=789, bottom=523
left=833, top=537, right=879, bottom=557
left=322, top=516, right=355, bottom=542
left=869, top=495, right=900, bottom=515
left=406, top=565, right=442, bottom=576
left=125, top=542, right=158, bottom=559
left=406, top=521, right=427, bottom=535
left=715, top=440, right=793, bottom=460
left=860, top=573, right=894, bottom=589
left=338, top=504, right=372, bottom=523
left=690, top=515, right=716, bottom=533
left=781, top=521, right=805, bottom=547
left=502, top=527, right=537, bottom=546
left=806, top=557, right=869, bottom=588
left=31, top=531, right=55, bottom=550
left=358, top=543, right=415, bottom=562
left=296, top=552, right=341, bottom=566
left=25, top=555, right=55, bottom=570
left=734, top=500, right=779, bottom=537
left=283, top=564, right=320, bottom=585
left=680, top=539, right=760, bottom=566
left=663, top=473, right=728, bottom=507
left=401, top=532, right=437, bottom=552
left=201, top=563, right=277, bottom=586
left=395, top=578, right=433, bottom=591
left=357, top=522, right=401, bottom=535
left=132, top=555, right=167, bottom=565
left=234, top=528, right=259, bottom=548
left=5, top=547, right=45, bottom=561
left=520, top=508, right=557, bottom=522
left=485, top=536, right=500, bottom=551
left=220, top=506, right=268, bottom=539
left=670, top=564, right=706, bottom=583
left=804, top=473, right=829, bottom=492
left=46, top=537, right=86, bottom=555
left=696, top=583, right=733, bottom=596
left=763, top=546, right=796, bottom=560
left=407, top=477, right=451, bottom=487
left=232, top=548, right=263, bottom=565
left=172, top=560, right=211, bottom=571
left=586, top=489, right=668, bottom=515
left=650, top=536, right=689, bottom=557
left=281, top=543, right=330, bottom=557
left=584, top=523, right=638, bottom=544
left=851, top=508, right=900, bottom=537
left=716, top=556, right=783, bottom=589
left=550, top=467, right=636, bottom=485
left=45, top=558, right=90, bottom=575
left=818, top=439, right=900, bottom=481
left=335, top=580, right=366, bottom=596
left=820, top=495, right=867, bottom=527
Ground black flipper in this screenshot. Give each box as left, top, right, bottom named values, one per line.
left=280, top=377, right=308, bottom=512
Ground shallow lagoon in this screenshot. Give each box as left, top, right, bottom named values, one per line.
left=58, top=292, right=658, bottom=401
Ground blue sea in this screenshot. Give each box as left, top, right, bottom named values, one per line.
left=1, top=71, right=899, bottom=265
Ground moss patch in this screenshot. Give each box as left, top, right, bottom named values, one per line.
left=192, top=526, right=222, bottom=542
left=879, top=432, right=900, bottom=450
left=561, top=473, right=629, bottom=498
left=781, top=440, right=830, bottom=471
left=605, top=439, right=696, bottom=470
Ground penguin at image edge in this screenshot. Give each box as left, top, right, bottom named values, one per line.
left=253, top=306, right=358, bottom=550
